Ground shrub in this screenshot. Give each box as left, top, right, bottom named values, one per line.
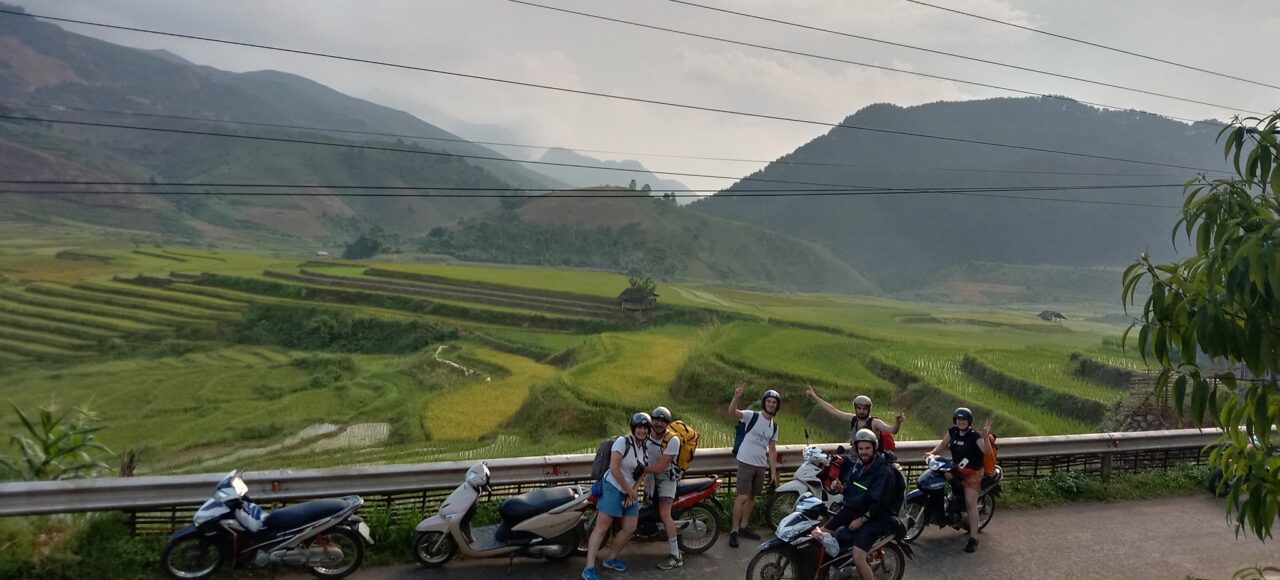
left=235, top=304, right=457, bottom=354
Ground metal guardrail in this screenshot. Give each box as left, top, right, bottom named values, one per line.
left=0, top=428, right=1221, bottom=517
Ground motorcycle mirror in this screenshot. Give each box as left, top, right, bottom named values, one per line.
left=835, top=445, right=846, bottom=455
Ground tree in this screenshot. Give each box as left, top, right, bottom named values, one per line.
left=0, top=403, right=113, bottom=481
left=1122, top=112, right=1280, bottom=539
left=342, top=234, right=383, bottom=259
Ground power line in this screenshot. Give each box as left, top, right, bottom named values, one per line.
left=511, top=0, right=1253, bottom=120
left=2, top=186, right=1184, bottom=208
left=0, top=113, right=886, bottom=191
left=901, top=0, right=1280, bottom=93
left=664, top=0, right=1266, bottom=115
left=2, top=103, right=1189, bottom=179
left=0, top=179, right=1184, bottom=194
left=0, top=9, right=1228, bottom=174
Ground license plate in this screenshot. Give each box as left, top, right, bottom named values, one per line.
left=357, top=521, right=374, bottom=545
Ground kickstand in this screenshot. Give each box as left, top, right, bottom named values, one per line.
left=506, top=553, right=516, bottom=575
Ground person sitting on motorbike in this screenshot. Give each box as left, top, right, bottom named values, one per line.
left=926, top=407, right=992, bottom=553
left=819, top=428, right=895, bottom=580
left=643, top=406, right=684, bottom=570
left=583, top=412, right=651, bottom=580
left=806, top=386, right=904, bottom=458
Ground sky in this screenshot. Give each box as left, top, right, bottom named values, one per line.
left=27, top=0, right=1280, bottom=192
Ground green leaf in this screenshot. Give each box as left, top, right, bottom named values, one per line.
left=1190, top=376, right=1209, bottom=426
left=1173, top=373, right=1188, bottom=414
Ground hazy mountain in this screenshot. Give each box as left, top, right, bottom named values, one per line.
left=692, top=97, right=1230, bottom=299
left=0, top=3, right=560, bottom=242
left=417, top=188, right=878, bottom=293
left=533, top=148, right=690, bottom=195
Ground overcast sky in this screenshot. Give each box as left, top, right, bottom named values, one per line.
left=33, top=0, right=1280, bottom=191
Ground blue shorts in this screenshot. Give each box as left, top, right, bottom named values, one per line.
left=597, top=482, right=639, bottom=518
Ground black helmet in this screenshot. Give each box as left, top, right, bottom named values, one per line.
left=761, top=389, right=782, bottom=413
left=651, top=406, right=673, bottom=423
left=630, top=412, right=652, bottom=431
left=953, top=407, right=974, bottom=424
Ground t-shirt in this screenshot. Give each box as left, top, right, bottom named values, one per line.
left=647, top=431, right=681, bottom=478
left=603, top=435, right=647, bottom=492
left=735, top=409, right=778, bottom=467
left=948, top=426, right=984, bottom=471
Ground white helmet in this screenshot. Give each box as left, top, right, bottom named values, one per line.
left=802, top=445, right=827, bottom=465
left=465, top=463, right=491, bottom=488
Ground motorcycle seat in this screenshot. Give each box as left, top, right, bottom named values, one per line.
left=264, top=498, right=349, bottom=531
left=499, top=486, right=576, bottom=525
left=675, top=477, right=715, bottom=496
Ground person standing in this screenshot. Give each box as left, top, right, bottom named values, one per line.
left=644, top=406, right=683, bottom=569
left=726, top=383, right=780, bottom=548
left=583, top=412, right=651, bottom=580
left=806, top=387, right=904, bottom=453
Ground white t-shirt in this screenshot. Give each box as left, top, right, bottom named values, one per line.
left=647, top=432, right=681, bottom=478
left=735, top=410, right=778, bottom=467
left=603, top=435, right=647, bottom=492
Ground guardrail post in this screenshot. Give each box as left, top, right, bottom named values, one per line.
left=1100, top=453, right=1114, bottom=481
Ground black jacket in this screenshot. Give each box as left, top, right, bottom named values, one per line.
left=837, top=452, right=894, bottom=523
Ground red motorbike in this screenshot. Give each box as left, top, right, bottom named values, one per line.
left=583, top=476, right=724, bottom=554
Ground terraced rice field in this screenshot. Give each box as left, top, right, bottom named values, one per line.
left=708, top=322, right=893, bottom=395
left=974, top=348, right=1125, bottom=403
left=875, top=347, right=1090, bottom=435
left=422, top=345, right=559, bottom=441
left=561, top=329, right=700, bottom=408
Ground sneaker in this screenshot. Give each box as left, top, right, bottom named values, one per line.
left=738, top=527, right=762, bottom=540
left=582, top=567, right=600, bottom=580
left=603, top=558, right=628, bottom=572
left=657, top=555, right=684, bottom=570
left=964, top=538, right=979, bottom=553
left=728, top=531, right=739, bottom=548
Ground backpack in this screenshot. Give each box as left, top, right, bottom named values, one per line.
left=885, top=463, right=907, bottom=516
left=664, top=420, right=699, bottom=472
left=591, top=436, right=635, bottom=480
left=732, top=412, right=777, bottom=457
left=982, top=433, right=998, bottom=475
left=851, top=416, right=896, bottom=453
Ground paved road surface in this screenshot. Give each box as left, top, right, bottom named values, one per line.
left=337, top=496, right=1275, bottom=579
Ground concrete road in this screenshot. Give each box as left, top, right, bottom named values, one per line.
left=340, top=495, right=1276, bottom=579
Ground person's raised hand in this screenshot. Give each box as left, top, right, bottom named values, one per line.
left=734, top=383, right=745, bottom=398
left=805, top=385, right=817, bottom=401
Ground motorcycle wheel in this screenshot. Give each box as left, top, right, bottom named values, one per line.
left=766, top=491, right=800, bottom=530
left=676, top=501, right=721, bottom=554
left=411, top=531, right=458, bottom=568
left=161, top=535, right=225, bottom=580
left=746, top=546, right=799, bottom=580
left=543, top=527, right=579, bottom=561
left=308, top=526, right=364, bottom=579
left=976, top=494, right=996, bottom=532
left=870, top=543, right=907, bottom=580
left=900, top=497, right=927, bottom=543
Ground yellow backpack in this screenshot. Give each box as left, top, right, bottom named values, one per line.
left=665, top=420, right=699, bottom=472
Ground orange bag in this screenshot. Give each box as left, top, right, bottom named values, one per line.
left=982, top=433, right=998, bottom=475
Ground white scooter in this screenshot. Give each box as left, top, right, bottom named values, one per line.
left=767, top=442, right=846, bottom=529
left=411, top=463, right=589, bottom=568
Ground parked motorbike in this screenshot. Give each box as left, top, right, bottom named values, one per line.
left=161, top=470, right=372, bottom=580
left=747, top=493, right=912, bottom=580
left=901, top=455, right=1002, bottom=542
left=412, top=462, right=589, bottom=567
left=582, top=475, right=724, bottom=554
left=767, top=444, right=845, bottom=529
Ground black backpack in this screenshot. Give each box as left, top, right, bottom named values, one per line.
left=732, top=412, right=777, bottom=457
left=590, top=436, right=635, bottom=480
left=886, top=463, right=907, bottom=516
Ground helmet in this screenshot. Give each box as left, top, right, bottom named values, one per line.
left=651, top=406, right=673, bottom=423
left=801, top=445, right=827, bottom=465
left=465, top=463, right=490, bottom=488
left=853, top=395, right=873, bottom=409
left=953, top=407, right=974, bottom=424
left=761, top=389, right=782, bottom=412
left=853, top=428, right=878, bottom=446
left=630, top=412, right=652, bottom=431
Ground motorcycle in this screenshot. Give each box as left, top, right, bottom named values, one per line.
left=582, top=475, right=724, bottom=554
left=767, top=443, right=846, bottom=529
left=901, top=455, right=1002, bottom=542
left=161, top=470, right=372, bottom=579
left=747, top=493, right=912, bottom=580
left=412, top=462, right=589, bottom=567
